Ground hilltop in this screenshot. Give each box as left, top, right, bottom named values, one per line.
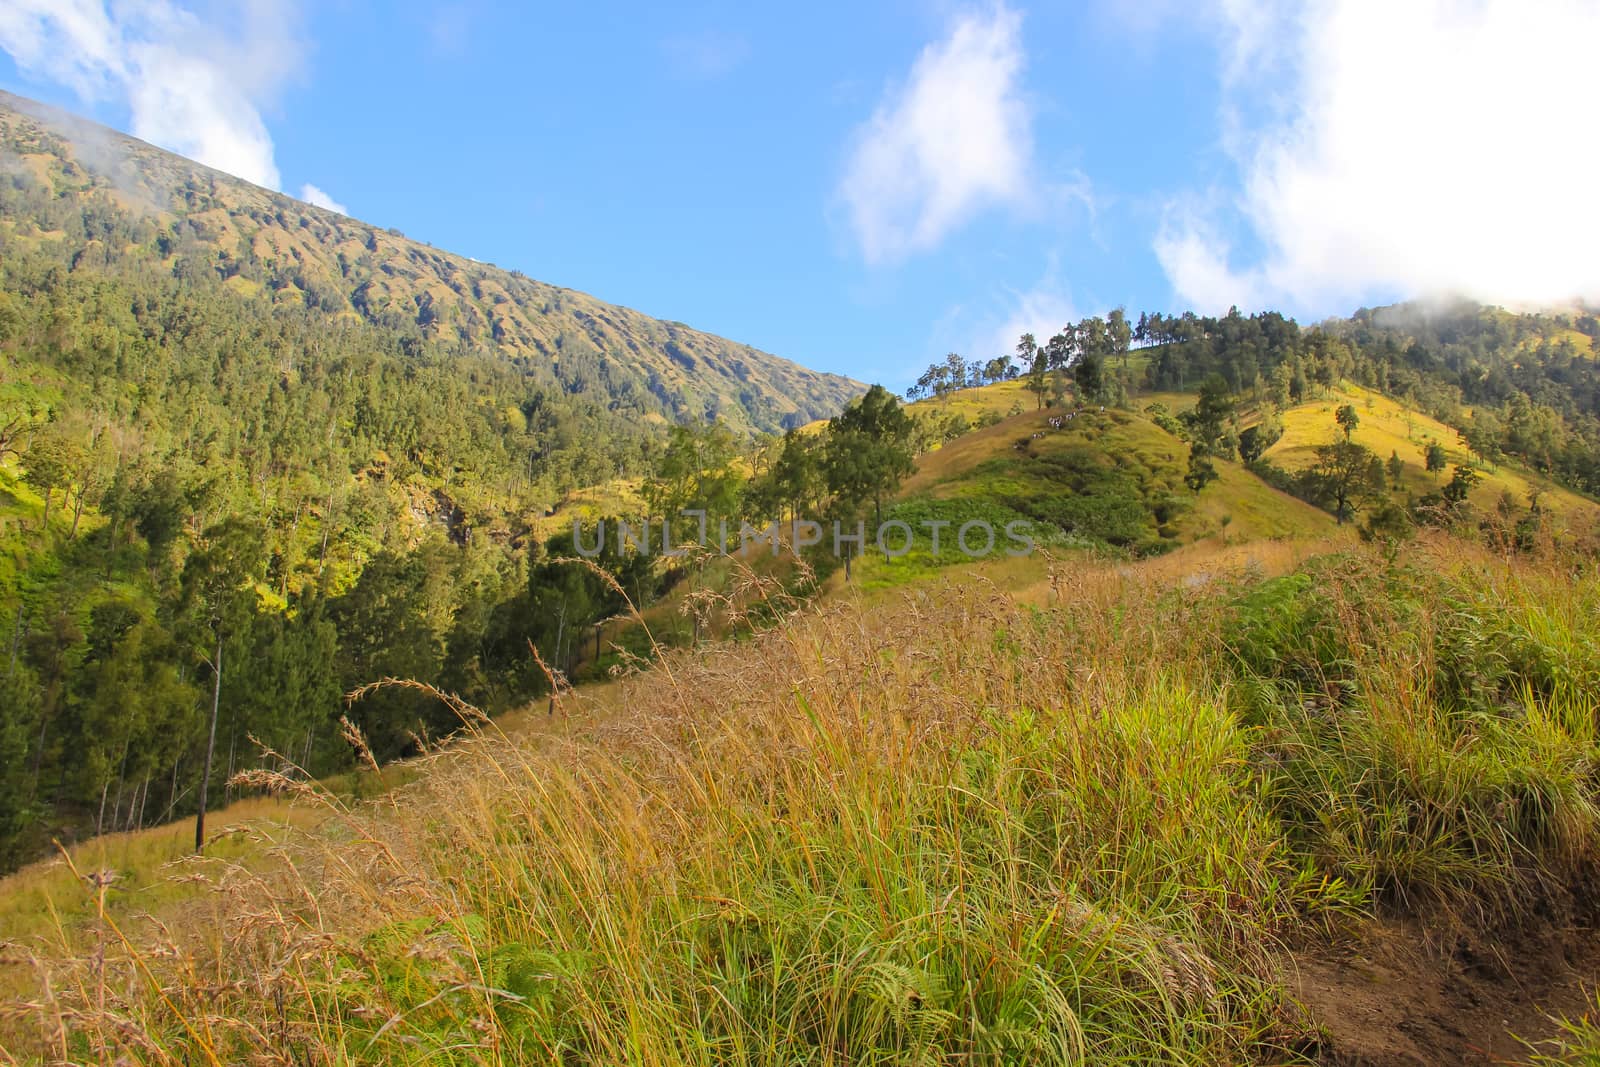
left=1263, top=383, right=1596, bottom=519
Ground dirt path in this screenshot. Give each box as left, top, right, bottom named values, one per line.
left=1292, top=892, right=1600, bottom=1065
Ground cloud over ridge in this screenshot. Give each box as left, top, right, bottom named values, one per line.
left=1160, top=0, right=1600, bottom=314
left=0, top=0, right=303, bottom=191
left=299, top=182, right=346, bottom=214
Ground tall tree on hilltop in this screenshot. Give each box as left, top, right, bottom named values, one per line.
left=939, top=353, right=967, bottom=400
left=1108, top=308, right=1132, bottom=369
left=1183, top=375, right=1236, bottom=492
left=1019, top=334, right=1046, bottom=410
left=982, top=355, right=1013, bottom=384
left=1073, top=351, right=1105, bottom=405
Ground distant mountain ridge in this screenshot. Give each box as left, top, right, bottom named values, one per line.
left=0, top=89, right=862, bottom=434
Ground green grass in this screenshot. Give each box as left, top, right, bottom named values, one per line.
left=7, top=538, right=1600, bottom=1063
left=1526, top=995, right=1600, bottom=1063
left=1223, top=555, right=1600, bottom=910
left=890, top=401, right=1332, bottom=577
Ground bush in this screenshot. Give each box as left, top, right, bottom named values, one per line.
left=1221, top=554, right=1600, bottom=909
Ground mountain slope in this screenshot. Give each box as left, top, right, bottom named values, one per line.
left=0, top=90, right=861, bottom=434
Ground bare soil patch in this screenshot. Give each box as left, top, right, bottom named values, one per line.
left=1293, top=882, right=1600, bottom=1065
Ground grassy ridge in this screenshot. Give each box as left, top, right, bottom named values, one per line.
left=6, top=535, right=1600, bottom=1063
left=856, top=401, right=1331, bottom=594
left=1265, top=384, right=1594, bottom=518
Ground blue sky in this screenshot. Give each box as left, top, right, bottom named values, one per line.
left=3, top=2, right=1598, bottom=389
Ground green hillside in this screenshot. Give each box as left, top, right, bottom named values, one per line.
left=848, top=398, right=1333, bottom=592
left=9, top=532, right=1600, bottom=1064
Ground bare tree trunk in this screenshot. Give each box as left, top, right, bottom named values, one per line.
left=111, top=740, right=129, bottom=831
left=281, top=496, right=303, bottom=597
left=554, top=603, right=566, bottom=678
left=319, top=489, right=335, bottom=575
left=6, top=603, right=22, bottom=680
left=164, top=756, right=180, bottom=823
left=195, top=630, right=223, bottom=853
left=132, top=777, right=149, bottom=831
left=70, top=487, right=87, bottom=538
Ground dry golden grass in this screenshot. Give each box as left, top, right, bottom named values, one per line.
left=1266, top=384, right=1597, bottom=520
left=0, top=549, right=1260, bottom=1062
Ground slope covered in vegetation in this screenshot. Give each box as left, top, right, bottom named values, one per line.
left=1263, top=383, right=1595, bottom=519
left=6, top=298, right=1600, bottom=1058
left=6, top=534, right=1600, bottom=1064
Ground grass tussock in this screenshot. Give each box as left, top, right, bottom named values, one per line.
left=5, top=536, right=1600, bottom=1064
left=1526, top=996, right=1600, bottom=1065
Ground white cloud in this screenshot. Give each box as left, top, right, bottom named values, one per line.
left=838, top=3, right=1035, bottom=264
left=1160, top=0, right=1600, bottom=314
left=982, top=279, right=1078, bottom=362
left=299, top=182, right=346, bottom=215
left=1154, top=201, right=1261, bottom=314
left=0, top=0, right=303, bottom=190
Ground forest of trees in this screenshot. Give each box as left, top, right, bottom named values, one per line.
left=0, top=98, right=931, bottom=873
left=0, top=254, right=916, bottom=875
left=0, top=283, right=636, bottom=867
